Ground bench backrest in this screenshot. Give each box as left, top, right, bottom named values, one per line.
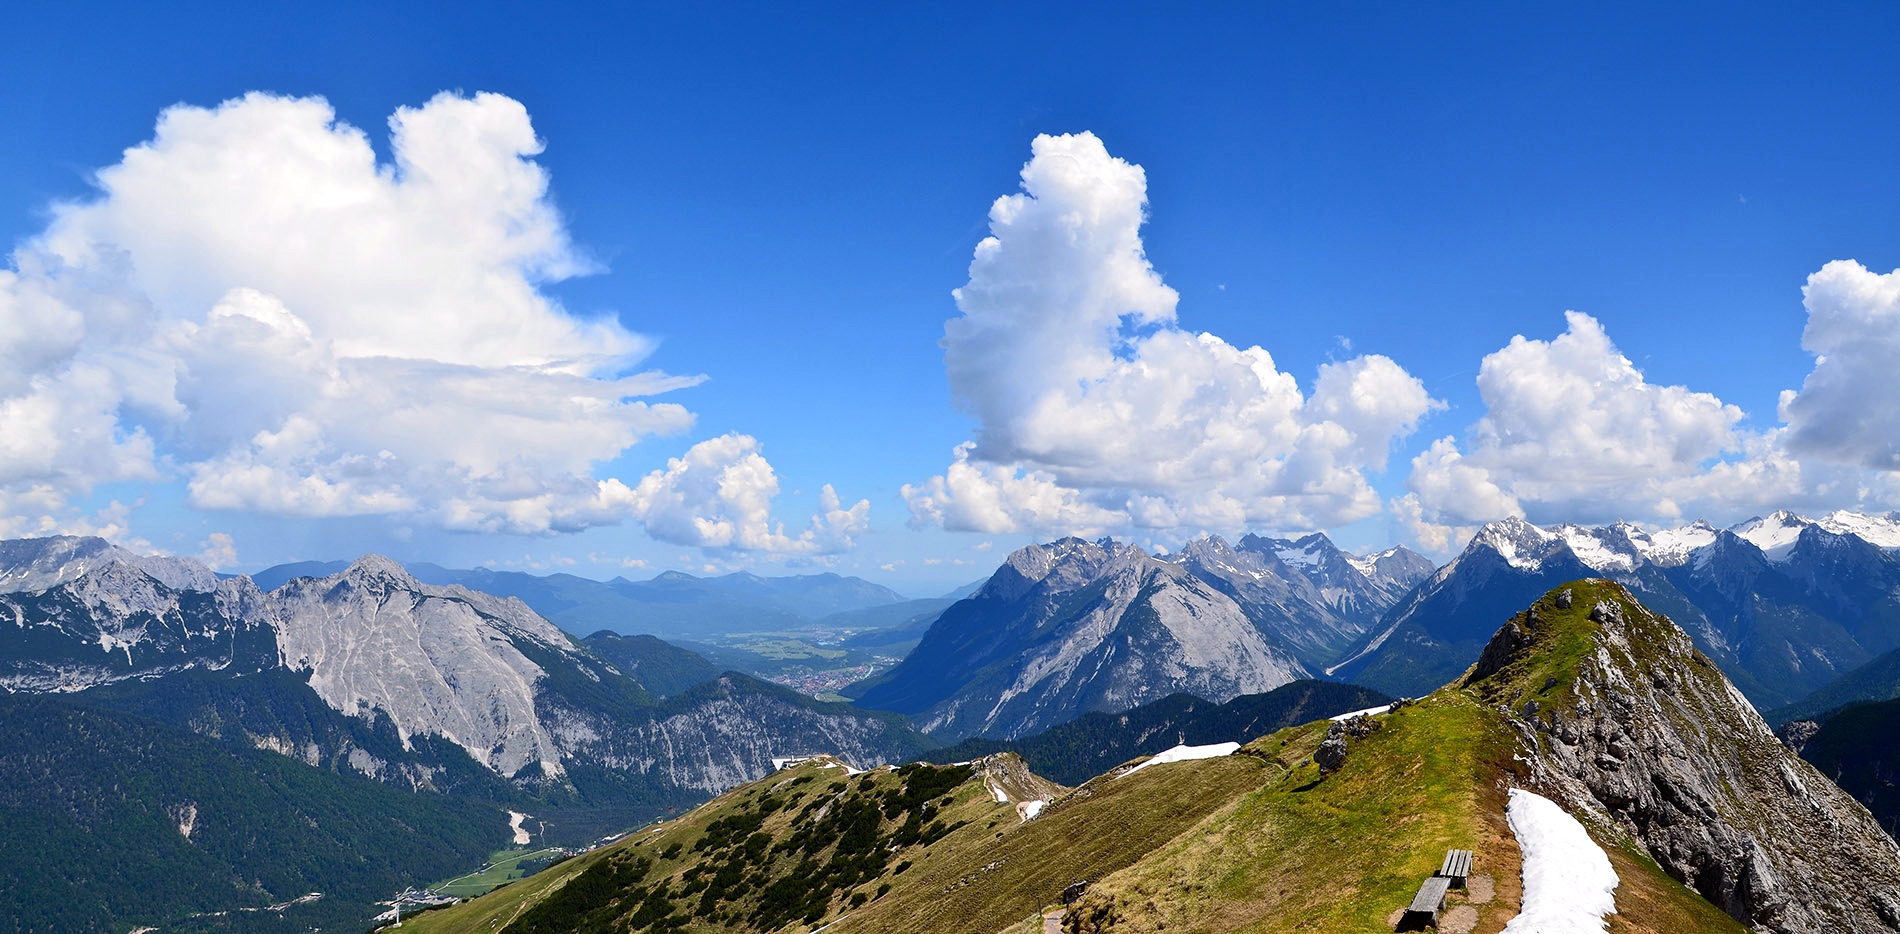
left=1439, top=848, right=1472, bottom=878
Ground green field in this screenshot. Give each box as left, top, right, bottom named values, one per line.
left=431, top=847, right=569, bottom=899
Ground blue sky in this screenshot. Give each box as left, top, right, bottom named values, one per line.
left=3, top=3, right=1899, bottom=593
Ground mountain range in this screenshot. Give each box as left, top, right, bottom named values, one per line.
left=398, top=580, right=1900, bottom=933
left=20, top=506, right=1900, bottom=930
left=1331, top=510, right=1900, bottom=707
left=250, top=560, right=937, bottom=641
left=0, top=537, right=935, bottom=931
left=848, top=533, right=1432, bottom=739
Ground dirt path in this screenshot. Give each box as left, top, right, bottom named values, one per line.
left=1044, top=908, right=1065, bottom=934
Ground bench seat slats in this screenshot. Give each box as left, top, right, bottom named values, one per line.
left=1408, top=876, right=1450, bottom=912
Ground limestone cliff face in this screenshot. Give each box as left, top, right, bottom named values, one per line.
left=1469, top=580, right=1900, bottom=933
left=270, top=555, right=573, bottom=779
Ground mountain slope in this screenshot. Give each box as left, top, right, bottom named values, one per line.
left=1779, top=696, right=1900, bottom=840
left=581, top=631, right=723, bottom=697
left=1460, top=579, right=1900, bottom=931
left=0, top=693, right=502, bottom=934
left=0, top=537, right=940, bottom=931
left=0, top=536, right=277, bottom=693
left=1767, top=642, right=1900, bottom=724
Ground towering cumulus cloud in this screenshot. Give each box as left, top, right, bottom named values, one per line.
left=1782, top=260, right=1900, bottom=469
left=0, top=92, right=862, bottom=551
left=905, top=132, right=1437, bottom=536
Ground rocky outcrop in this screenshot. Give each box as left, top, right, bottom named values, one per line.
left=1470, top=580, right=1900, bottom=933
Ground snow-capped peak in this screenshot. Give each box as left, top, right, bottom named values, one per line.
left=1552, top=524, right=1642, bottom=573
left=1271, top=534, right=1332, bottom=570
left=1626, top=519, right=1719, bottom=568
left=1730, top=511, right=1814, bottom=563
left=1814, top=510, right=1900, bottom=550
left=1469, top=517, right=1557, bottom=570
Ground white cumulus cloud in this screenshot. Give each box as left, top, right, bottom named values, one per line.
left=0, top=91, right=859, bottom=552
left=1782, top=259, right=1900, bottom=469
left=1394, top=310, right=1876, bottom=550
left=907, top=132, right=1438, bottom=536
left=625, top=434, right=870, bottom=555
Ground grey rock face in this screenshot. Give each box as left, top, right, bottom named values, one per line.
left=859, top=533, right=1425, bottom=741
left=926, top=544, right=1312, bottom=739
left=271, top=555, right=573, bottom=779
left=0, top=543, right=275, bottom=693
left=0, top=535, right=221, bottom=595
left=1476, top=582, right=1900, bottom=933
left=549, top=674, right=928, bottom=794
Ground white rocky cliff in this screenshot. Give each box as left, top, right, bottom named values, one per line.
left=270, top=554, right=571, bottom=779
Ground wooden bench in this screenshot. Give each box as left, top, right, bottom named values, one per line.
left=1398, top=876, right=1450, bottom=930
left=1438, top=848, right=1473, bottom=888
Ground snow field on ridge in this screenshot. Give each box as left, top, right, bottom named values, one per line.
left=1117, top=741, right=1240, bottom=778
left=1502, top=788, right=1617, bottom=934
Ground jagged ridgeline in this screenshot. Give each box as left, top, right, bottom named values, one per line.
left=408, top=580, right=1900, bottom=934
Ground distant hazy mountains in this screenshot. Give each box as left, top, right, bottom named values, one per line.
left=251, top=560, right=935, bottom=641
left=850, top=534, right=1431, bottom=739
left=1332, top=510, right=1900, bottom=707
left=0, top=536, right=933, bottom=930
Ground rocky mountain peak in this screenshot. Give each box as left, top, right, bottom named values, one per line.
left=337, top=553, right=419, bottom=590
left=986, top=536, right=1142, bottom=601
left=1466, top=516, right=1557, bottom=568
left=1467, top=580, right=1900, bottom=932
left=0, top=535, right=220, bottom=595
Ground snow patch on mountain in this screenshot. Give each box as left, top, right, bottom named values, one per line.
left=1119, top=741, right=1240, bottom=778
left=1502, top=789, right=1617, bottom=934
left=1730, top=510, right=1812, bottom=562
left=1554, top=525, right=1640, bottom=573
left=1815, top=510, right=1900, bottom=550
left=1629, top=520, right=1719, bottom=567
